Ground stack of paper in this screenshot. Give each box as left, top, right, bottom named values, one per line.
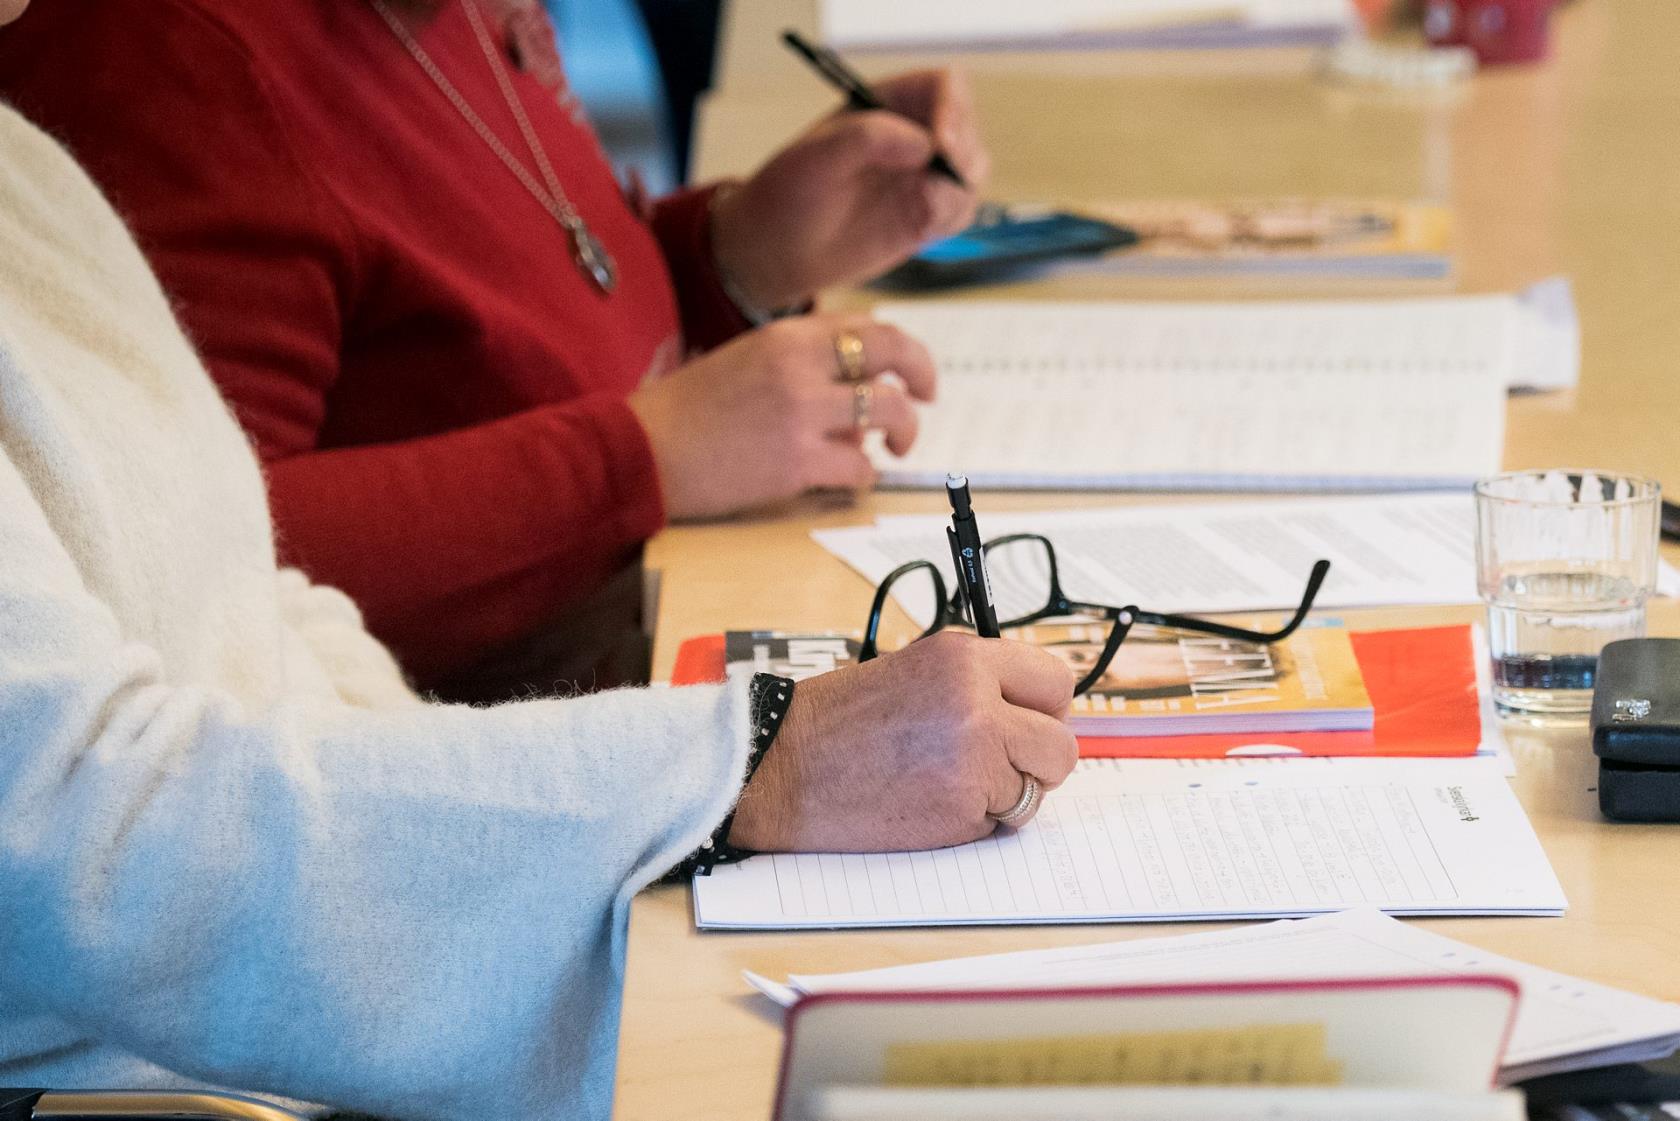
left=691, top=757, right=1567, bottom=930
left=818, top=0, right=1360, bottom=52
left=748, top=909, right=1680, bottom=1083
left=865, top=284, right=1576, bottom=491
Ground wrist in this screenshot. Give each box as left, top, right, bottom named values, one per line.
left=662, top=674, right=796, bottom=881
left=727, top=676, right=810, bottom=851
left=709, top=181, right=810, bottom=320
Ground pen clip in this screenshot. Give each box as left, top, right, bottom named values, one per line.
left=945, top=526, right=973, bottom=626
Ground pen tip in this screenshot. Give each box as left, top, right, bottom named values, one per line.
left=946, top=473, right=968, bottom=489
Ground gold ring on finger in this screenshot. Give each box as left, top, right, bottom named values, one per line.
left=852, top=381, right=875, bottom=430
left=833, top=330, right=867, bottom=383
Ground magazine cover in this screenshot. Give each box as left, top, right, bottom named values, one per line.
left=1078, top=625, right=1482, bottom=759
left=1014, top=618, right=1373, bottom=735
left=722, top=631, right=862, bottom=681
left=1088, top=197, right=1454, bottom=278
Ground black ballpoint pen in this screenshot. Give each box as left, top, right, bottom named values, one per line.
left=780, top=29, right=970, bottom=189
left=946, top=473, right=1000, bottom=638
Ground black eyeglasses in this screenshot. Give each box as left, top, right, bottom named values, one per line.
left=860, top=533, right=1332, bottom=697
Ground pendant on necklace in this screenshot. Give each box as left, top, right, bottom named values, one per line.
left=569, top=222, right=617, bottom=294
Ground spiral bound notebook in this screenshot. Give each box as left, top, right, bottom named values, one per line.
left=866, top=286, right=1575, bottom=492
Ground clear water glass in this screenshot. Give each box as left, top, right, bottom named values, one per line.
left=1474, top=470, right=1661, bottom=723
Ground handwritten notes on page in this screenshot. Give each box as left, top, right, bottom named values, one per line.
left=864, top=292, right=1579, bottom=490
left=691, top=758, right=1566, bottom=931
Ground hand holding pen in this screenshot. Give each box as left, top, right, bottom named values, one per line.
left=706, top=39, right=989, bottom=313
left=781, top=30, right=970, bottom=187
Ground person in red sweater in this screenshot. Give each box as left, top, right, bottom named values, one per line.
left=0, top=0, right=986, bottom=695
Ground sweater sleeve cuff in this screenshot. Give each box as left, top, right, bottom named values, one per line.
left=649, top=183, right=755, bottom=354
left=574, top=392, right=668, bottom=547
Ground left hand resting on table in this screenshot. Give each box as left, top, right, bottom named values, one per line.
left=709, top=67, right=990, bottom=313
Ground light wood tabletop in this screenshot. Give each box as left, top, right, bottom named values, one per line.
left=614, top=2, right=1680, bottom=1117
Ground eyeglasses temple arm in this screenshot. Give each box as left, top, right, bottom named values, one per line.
left=1131, top=559, right=1332, bottom=644
left=1073, top=607, right=1139, bottom=697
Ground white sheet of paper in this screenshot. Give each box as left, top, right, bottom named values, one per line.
left=818, top=0, right=1356, bottom=49
left=749, top=909, right=1680, bottom=1084
left=863, top=289, right=1577, bottom=490
left=692, top=758, right=1565, bottom=931
left=813, top=494, right=1680, bottom=629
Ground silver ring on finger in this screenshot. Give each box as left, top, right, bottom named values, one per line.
left=833, top=329, right=867, bottom=383
left=989, top=774, right=1041, bottom=826
left=851, top=381, right=874, bottom=430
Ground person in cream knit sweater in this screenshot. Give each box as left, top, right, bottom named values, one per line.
left=0, top=10, right=1078, bottom=1118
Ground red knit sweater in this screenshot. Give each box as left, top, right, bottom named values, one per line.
left=0, top=0, right=751, bottom=685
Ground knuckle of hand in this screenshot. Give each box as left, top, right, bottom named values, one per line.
left=760, top=323, right=808, bottom=371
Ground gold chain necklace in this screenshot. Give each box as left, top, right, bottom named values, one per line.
left=365, top=0, right=618, bottom=294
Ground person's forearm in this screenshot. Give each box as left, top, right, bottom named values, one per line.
left=0, top=441, right=749, bottom=1121
left=2, top=664, right=748, bottom=1121
left=265, top=394, right=665, bottom=685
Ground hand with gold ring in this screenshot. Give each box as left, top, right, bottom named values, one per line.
left=627, top=313, right=937, bottom=520
left=729, top=631, right=1076, bottom=853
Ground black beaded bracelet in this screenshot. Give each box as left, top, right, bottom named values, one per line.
left=661, top=672, right=796, bottom=882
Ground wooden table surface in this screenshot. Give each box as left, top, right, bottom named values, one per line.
left=614, top=2, right=1680, bottom=1117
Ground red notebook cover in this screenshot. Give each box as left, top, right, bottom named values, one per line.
left=669, top=625, right=1481, bottom=760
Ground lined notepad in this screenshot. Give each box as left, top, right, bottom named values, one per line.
left=691, top=758, right=1566, bottom=930
left=867, top=290, right=1573, bottom=491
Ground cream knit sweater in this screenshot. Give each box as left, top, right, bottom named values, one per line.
left=0, top=102, right=750, bottom=1119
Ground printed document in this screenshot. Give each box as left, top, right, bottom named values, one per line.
left=813, top=494, right=1680, bottom=628
left=864, top=290, right=1575, bottom=490
left=691, top=758, right=1566, bottom=930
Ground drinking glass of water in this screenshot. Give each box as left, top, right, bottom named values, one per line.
left=1475, top=470, right=1661, bottom=723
